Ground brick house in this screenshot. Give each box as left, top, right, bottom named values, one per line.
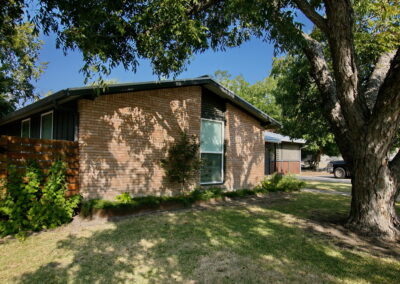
left=0, top=77, right=279, bottom=199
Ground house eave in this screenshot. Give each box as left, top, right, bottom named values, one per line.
left=0, top=77, right=281, bottom=127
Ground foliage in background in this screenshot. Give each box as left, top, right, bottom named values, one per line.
left=256, top=173, right=306, bottom=193
left=0, top=161, right=81, bottom=239
left=271, top=55, right=339, bottom=168
left=214, top=70, right=281, bottom=120
left=161, top=132, right=201, bottom=192
left=1, top=0, right=46, bottom=115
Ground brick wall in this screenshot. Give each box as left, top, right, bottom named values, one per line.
left=224, top=103, right=265, bottom=190
left=78, top=86, right=202, bottom=199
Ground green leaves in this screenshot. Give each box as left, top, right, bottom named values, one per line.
left=160, top=131, right=201, bottom=192
left=214, top=70, right=281, bottom=120
left=0, top=160, right=81, bottom=239
left=0, top=1, right=46, bottom=115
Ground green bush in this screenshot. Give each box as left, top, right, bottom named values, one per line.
left=189, top=187, right=224, bottom=201
left=256, top=173, right=305, bottom=192
left=81, top=186, right=268, bottom=217
left=0, top=160, right=81, bottom=239
left=224, top=188, right=256, bottom=198
left=160, top=132, right=201, bottom=192
left=115, top=192, right=133, bottom=203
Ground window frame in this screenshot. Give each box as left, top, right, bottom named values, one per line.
left=21, top=118, right=31, bottom=138
left=200, top=118, right=224, bottom=185
left=40, top=110, right=54, bottom=139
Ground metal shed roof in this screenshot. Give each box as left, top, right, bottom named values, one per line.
left=264, top=132, right=306, bottom=144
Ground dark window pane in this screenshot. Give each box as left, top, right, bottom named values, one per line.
left=21, top=120, right=30, bottom=138
left=41, top=113, right=53, bottom=139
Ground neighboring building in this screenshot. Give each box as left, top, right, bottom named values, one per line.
left=264, top=132, right=305, bottom=175
left=0, top=77, right=279, bottom=199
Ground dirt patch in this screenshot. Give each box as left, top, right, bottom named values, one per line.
left=298, top=213, right=400, bottom=259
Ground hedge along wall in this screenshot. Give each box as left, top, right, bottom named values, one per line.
left=0, top=135, right=79, bottom=195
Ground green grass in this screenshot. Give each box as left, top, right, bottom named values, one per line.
left=305, top=181, right=352, bottom=193
left=1, top=192, right=399, bottom=283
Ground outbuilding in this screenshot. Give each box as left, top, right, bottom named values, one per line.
left=264, top=132, right=305, bottom=175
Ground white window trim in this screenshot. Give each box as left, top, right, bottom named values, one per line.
left=40, top=111, right=54, bottom=139
left=200, top=118, right=224, bottom=185
left=21, top=118, right=31, bottom=138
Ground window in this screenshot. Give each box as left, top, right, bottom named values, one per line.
left=40, top=111, right=53, bottom=139
left=21, top=118, right=30, bottom=138
left=200, top=119, right=224, bottom=184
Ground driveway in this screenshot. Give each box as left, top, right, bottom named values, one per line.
left=297, top=174, right=351, bottom=184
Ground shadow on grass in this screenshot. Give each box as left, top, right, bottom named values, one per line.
left=15, top=193, right=400, bottom=283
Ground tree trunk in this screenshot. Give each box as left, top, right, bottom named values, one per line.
left=347, top=150, right=400, bottom=241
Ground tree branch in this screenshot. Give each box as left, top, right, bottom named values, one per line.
left=364, top=50, right=397, bottom=111
left=293, top=0, right=327, bottom=33
left=323, top=0, right=369, bottom=135
left=367, top=48, right=400, bottom=155
left=300, top=33, right=353, bottom=162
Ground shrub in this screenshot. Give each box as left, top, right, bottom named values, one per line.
left=0, top=160, right=81, bottom=239
left=224, top=188, right=256, bottom=198
left=115, top=192, right=133, bottom=203
left=256, top=173, right=305, bottom=193
left=160, top=132, right=201, bottom=192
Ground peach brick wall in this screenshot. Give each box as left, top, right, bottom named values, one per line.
left=224, top=103, right=265, bottom=190
left=78, top=86, right=201, bottom=199
left=78, top=87, right=266, bottom=199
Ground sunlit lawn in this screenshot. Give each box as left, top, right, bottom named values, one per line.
left=1, top=192, right=399, bottom=283
left=305, top=181, right=352, bottom=193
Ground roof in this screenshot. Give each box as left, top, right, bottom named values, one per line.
left=0, top=76, right=281, bottom=127
left=264, top=132, right=306, bottom=144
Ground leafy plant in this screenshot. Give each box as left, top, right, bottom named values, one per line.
left=257, top=173, right=305, bottom=193
left=0, top=160, right=81, bottom=239
left=115, top=192, right=133, bottom=203
left=161, top=132, right=201, bottom=192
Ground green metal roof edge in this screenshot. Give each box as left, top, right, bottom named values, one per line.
left=0, top=76, right=281, bottom=127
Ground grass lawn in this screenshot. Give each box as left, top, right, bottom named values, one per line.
left=305, top=181, right=352, bottom=193
left=1, top=192, right=399, bottom=283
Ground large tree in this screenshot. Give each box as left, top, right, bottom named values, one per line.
left=10, top=0, right=400, bottom=240
left=0, top=1, right=45, bottom=115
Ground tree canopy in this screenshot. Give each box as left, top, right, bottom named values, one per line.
left=213, top=70, right=281, bottom=120
left=0, top=1, right=45, bottom=114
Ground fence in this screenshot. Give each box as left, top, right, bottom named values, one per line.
left=0, top=135, right=79, bottom=195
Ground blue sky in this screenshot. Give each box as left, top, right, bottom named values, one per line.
left=35, top=35, right=277, bottom=96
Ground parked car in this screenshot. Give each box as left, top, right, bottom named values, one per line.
left=327, top=160, right=350, bottom=178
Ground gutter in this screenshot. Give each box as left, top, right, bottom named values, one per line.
left=0, top=77, right=282, bottom=127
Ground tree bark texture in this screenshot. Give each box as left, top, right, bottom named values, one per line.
left=295, top=0, right=400, bottom=240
